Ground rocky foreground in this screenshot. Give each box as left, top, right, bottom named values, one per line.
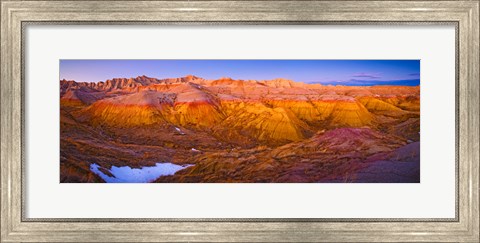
left=60, top=75, right=420, bottom=183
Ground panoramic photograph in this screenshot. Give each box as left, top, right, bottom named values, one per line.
left=60, top=60, right=420, bottom=183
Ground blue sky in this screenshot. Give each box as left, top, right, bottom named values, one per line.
left=60, top=60, right=420, bottom=86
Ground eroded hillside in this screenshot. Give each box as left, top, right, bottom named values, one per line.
left=60, top=75, right=420, bottom=183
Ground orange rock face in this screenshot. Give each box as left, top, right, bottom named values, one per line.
left=60, top=75, right=420, bottom=183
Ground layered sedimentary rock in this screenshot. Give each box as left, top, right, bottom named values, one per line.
left=157, top=128, right=409, bottom=183
left=60, top=75, right=420, bottom=183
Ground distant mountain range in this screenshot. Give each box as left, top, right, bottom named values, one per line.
left=315, top=79, right=420, bottom=86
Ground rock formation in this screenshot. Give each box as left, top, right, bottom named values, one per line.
left=60, top=75, right=420, bottom=183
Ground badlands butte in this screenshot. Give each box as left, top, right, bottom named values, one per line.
left=60, top=75, right=420, bottom=183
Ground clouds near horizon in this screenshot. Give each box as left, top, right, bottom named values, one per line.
left=60, top=60, right=420, bottom=86
left=351, top=72, right=382, bottom=79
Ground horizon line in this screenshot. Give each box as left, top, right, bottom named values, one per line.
left=60, top=75, right=420, bottom=87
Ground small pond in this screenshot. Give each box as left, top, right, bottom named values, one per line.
left=90, top=162, right=192, bottom=183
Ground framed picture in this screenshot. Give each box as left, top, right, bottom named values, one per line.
left=1, top=0, right=478, bottom=242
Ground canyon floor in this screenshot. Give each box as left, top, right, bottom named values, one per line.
left=60, top=75, right=420, bottom=183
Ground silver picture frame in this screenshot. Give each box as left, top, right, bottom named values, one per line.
left=1, top=1, right=478, bottom=242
